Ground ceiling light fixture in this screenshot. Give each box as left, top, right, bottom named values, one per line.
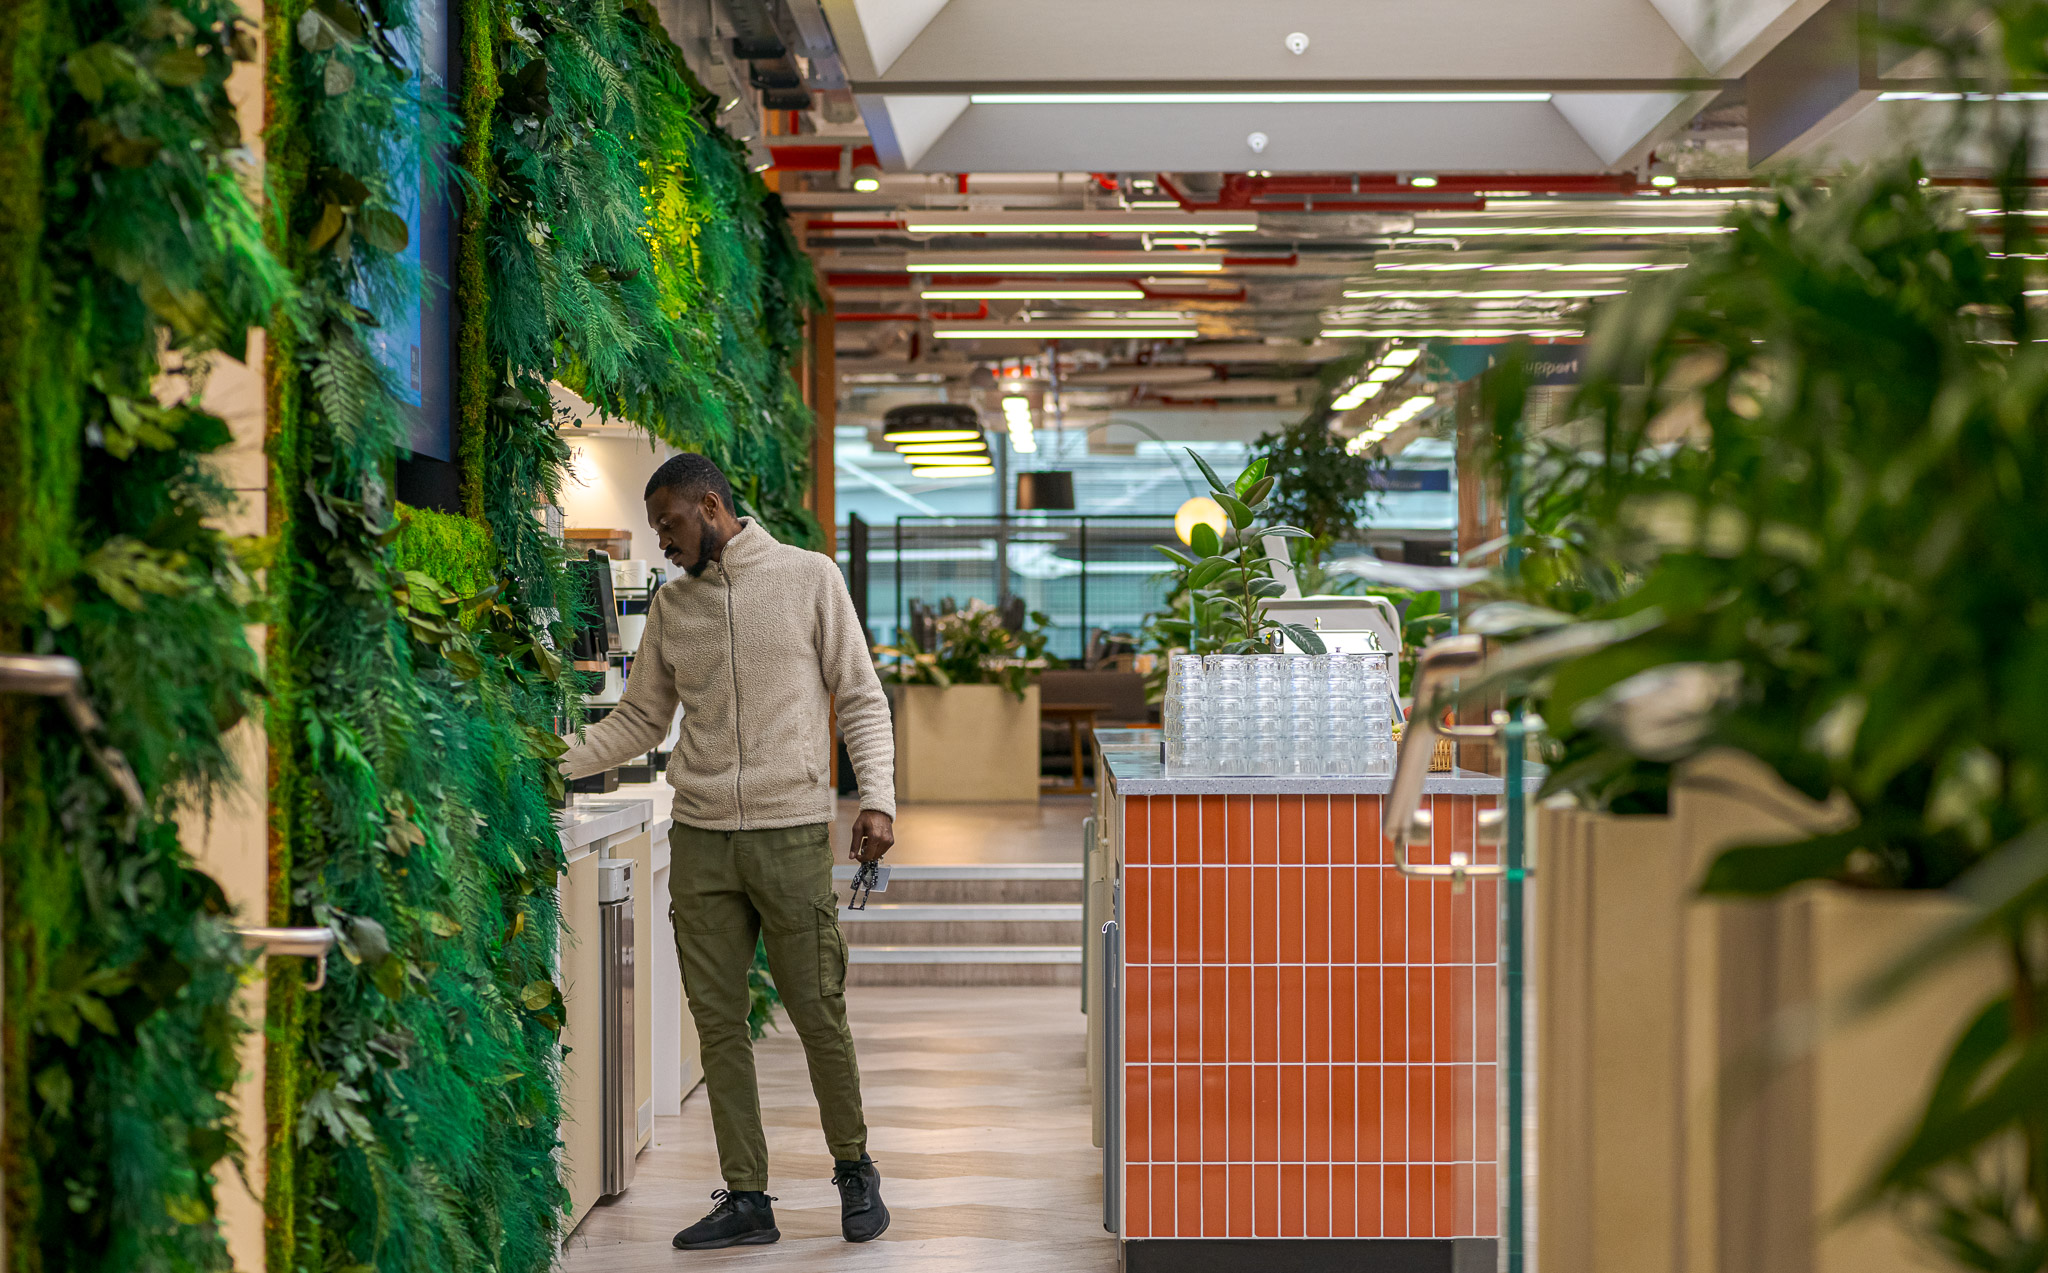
left=1322, top=326, right=1583, bottom=338
left=908, top=465, right=996, bottom=479
left=932, top=326, right=1203, bottom=340
left=894, top=440, right=989, bottom=454
left=1412, top=222, right=1732, bottom=236
left=968, top=92, right=1553, bottom=105
left=902, top=211, right=1257, bottom=234
left=1372, top=258, right=1682, bottom=273
left=1342, top=287, right=1627, bottom=299
left=1878, top=90, right=2048, bottom=101
left=1408, top=174, right=1440, bottom=188
left=851, top=163, right=883, bottom=193
left=921, top=285, right=1147, bottom=300
left=907, top=252, right=1224, bottom=274
left=1380, top=348, right=1422, bottom=367
left=881, top=427, right=981, bottom=443
left=1330, top=381, right=1385, bottom=411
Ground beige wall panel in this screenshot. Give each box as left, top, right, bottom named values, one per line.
left=559, top=852, right=605, bottom=1229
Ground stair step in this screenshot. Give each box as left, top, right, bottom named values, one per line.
left=831, top=862, right=1082, bottom=904
left=838, top=903, right=1080, bottom=923
left=831, top=863, right=1081, bottom=881
left=848, top=944, right=1081, bottom=965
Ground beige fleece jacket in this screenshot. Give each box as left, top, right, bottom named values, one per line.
left=560, top=519, right=895, bottom=830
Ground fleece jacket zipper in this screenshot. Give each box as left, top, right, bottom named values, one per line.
left=722, top=565, right=746, bottom=828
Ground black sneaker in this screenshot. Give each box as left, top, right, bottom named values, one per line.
left=832, top=1154, right=890, bottom=1243
left=672, top=1190, right=780, bottom=1250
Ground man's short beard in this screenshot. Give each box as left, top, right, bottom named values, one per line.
left=684, top=511, right=722, bottom=577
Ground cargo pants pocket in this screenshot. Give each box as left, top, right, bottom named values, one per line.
left=815, top=898, right=849, bottom=996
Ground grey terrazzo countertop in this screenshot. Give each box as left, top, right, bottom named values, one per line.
left=1101, top=744, right=1542, bottom=796
left=554, top=794, right=653, bottom=854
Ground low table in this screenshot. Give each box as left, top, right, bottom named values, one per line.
left=1041, top=703, right=1106, bottom=795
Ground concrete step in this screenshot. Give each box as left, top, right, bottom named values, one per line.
left=838, top=902, right=1082, bottom=946
left=830, top=865, right=1086, bottom=985
left=846, top=943, right=1082, bottom=987
left=831, top=862, right=1082, bottom=904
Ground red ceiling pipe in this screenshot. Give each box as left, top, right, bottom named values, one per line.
left=769, top=143, right=881, bottom=170
left=1221, top=252, right=1298, bottom=267
left=825, top=272, right=914, bottom=288
left=809, top=219, right=905, bottom=232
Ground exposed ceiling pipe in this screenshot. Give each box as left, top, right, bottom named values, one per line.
left=835, top=301, right=990, bottom=322
left=771, top=144, right=882, bottom=170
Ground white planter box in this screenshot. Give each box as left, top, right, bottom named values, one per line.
left=889, top=683, right=1041, bottom=803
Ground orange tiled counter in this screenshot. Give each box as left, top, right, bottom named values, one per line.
left=1098, top=747, right=1510, bottom=1273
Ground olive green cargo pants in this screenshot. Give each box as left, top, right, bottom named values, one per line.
left=668, top=822, right=866, bottom=1191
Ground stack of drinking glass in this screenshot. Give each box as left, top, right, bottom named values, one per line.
left=1164, top=652, right=1395, bottom=777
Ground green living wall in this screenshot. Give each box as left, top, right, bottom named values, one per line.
left=0, top=0, right=289, bottom=1269
left=264, top=1, right=818, bottom=1272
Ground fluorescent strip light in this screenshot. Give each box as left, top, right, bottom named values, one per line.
left=1373, top=261, right=1681, bottom=273
left=921, top=285, right=1147, bottom=300
left=1419, top=223, right=1734, bottom=236
left=1365, top=365, right=1405, bottom=382
left=1012, top=438, right=1038, bottom=453
left=1381, top=348, right=1422, bottom=367
left=903, top=211, right=1257, bottom=234
left=1878, top=90, right=2048, bottom=101
left=1343, top=288, right=1627, bottom=299
left=895, top=441, right=989, bottom=454
left=905, top=457, right=994, bottom=469
left=1322, top=327, right=1582, bottom=338
left=881, top=428, right=982, bottom=443
left=907, top=464, right=995, bottom=475
left=969, top=92, right=1553, bottom=105
left=908, top=252, right=1224, bottom=273
left=932, top=326, right=1202, bottom=340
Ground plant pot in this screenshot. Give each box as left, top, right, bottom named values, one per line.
left=888, top=683, right=1041, bottom=802
left=1537, top=749, right=2002, bottom=1273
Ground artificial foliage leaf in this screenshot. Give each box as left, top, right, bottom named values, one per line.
left=359, top=207, right=408, bottom=252
left=151, top=47, right=207, bottom=87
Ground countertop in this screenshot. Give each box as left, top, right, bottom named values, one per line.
left=1100, top=741, right=1542, bottom=796
left=555, top=780, right=675, bottom=867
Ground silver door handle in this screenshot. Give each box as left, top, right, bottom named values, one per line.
left=1383, top=637, right=1511, bottom=891
left=235, top=926, right=338, bottom=991
left=0, top=654, right=144, bottom=817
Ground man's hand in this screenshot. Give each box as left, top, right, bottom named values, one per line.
left=849, top=809, right=894, bottom=863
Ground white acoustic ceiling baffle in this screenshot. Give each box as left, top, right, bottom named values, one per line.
left=848, top=0, right=952, bottom=75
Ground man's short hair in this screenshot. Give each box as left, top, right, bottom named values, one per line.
left=644, top=452, right=735, bottom=514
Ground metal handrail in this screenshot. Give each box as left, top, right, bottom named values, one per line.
left=1383, top=635, right=1511, bottom=891
left=5, top=654, right=335, bottom=990
left=235, top=927, right=339, bottom=991
left=0, top=654, right=143, bottom=815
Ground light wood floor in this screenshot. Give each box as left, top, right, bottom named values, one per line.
left=562, top=985, right=1116, bottom=1272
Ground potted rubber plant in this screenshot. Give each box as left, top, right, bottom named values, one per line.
left=874, top=599, right=1054, bottom=802
left=1461, top=142, right=2048, bottom=1272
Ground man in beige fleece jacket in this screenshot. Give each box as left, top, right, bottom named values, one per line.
left=560, top=453, right=895, bottom=1251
